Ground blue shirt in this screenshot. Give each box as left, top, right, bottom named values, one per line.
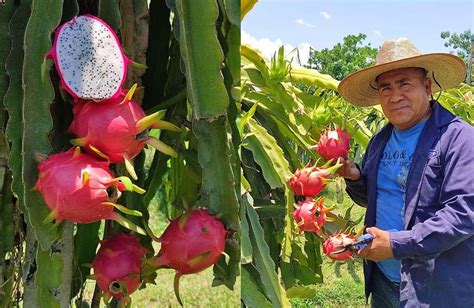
left=376, top=120, right=427, bottom=282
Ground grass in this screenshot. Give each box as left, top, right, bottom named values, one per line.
left=291, top=259, right=366, bottom=308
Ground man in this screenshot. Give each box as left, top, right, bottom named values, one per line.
left=337, top=38, right=474, bottom=307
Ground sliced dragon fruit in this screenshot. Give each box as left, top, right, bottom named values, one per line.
left=47, top=15, right=133, bottom=102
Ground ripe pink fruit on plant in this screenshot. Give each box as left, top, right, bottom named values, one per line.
left=34, top=147, right=145, bottom=234
left=149, top=209, right=227, bottom=305
left=289, top=160, right=342, bottom=197
left=46, top=15, right=143, bottom=102
left=316, top=128, right=351, bottom=160
left=323, top=233, right=356, bottom=262
left=293, top=198, right=333, bottom=234
left=69, top=85, right=180, bottom=179
left=92, top=233, right=148, bottom=305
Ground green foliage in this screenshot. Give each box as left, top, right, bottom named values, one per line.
left=438, top=84, right=474, bottom=125
left=440, top=30, right=473, bottom=84
left=241, top=43, right=378, bottom=305
left=440, top=30, right=473, bottom=60
left=307, top=33, right=378, bottom=81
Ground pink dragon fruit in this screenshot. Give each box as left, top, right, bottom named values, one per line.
left=316, top=128, right=351, bottom=160
left=323, top=233, right=356, bottom=262
left=68, top=85, right=180, bottom=179
left=46, top=15, right=142, bottom=102
left=149, top=209, right=227, bottom=305
left=293, top=198, right=332, bottom=234
left=289, top=160, right=342, bottom=197
left=34, top=147, right=145, bottom=234
left=92, top=233, right=148, bottom=305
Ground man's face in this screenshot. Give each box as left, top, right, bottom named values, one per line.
left=376, top=67, right=432, bottom=130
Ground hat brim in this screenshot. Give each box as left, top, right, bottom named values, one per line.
left=338, top=53, right=466, bottom=107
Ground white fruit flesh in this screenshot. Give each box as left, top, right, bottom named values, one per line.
left=55, top=15, right=125, bottom=101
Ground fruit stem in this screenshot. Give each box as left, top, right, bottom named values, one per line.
left=173, top=273, right=184, bottom=307
left=130, top=60, right=148, bottom=70
left=324, top=158, right=343, bottom=175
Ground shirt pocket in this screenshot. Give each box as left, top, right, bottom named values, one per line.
left=417, top=156, right=443, bottom=214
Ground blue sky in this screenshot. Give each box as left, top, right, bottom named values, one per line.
left=242, top=0, right=473, bottom=65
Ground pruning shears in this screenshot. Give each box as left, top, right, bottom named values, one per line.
left=333, top=229, right=398, bottom=254
left=333, top=233, right=374, bottom=254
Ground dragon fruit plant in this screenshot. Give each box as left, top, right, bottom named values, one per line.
left=148, top=209, right=227, bottom=305
left=322, top=233, right=356, bottom=262
left=315, top=128, right=351, bottom=160
left=289, top=159, right=343, bottom=197
left=34, top=147, right=145, bottom=234
left=293, top=198, right=333, bottom=235
left=92, top=233, right=148, bottom=306
left=46, top=15, right=144, bottom=102
left=69, top=85, right=180, bottom=180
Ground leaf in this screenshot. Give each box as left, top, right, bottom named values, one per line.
left=355, top=119, right=373, bottom=138
left=286, top=286, right=317, bottom=299
left=70, top=222, right=101, bottom=299
left=98, top=0, right=121, bottom=31
left=239, top=101, right=258, bottom=135
left=281, top=188, right=294, bottom=262
left=223, top=0, right=240, bottom=26
left=240, top=197, right=253, bottom=263
left=241, top=45, right=270, bottom=77
left=243, top=67, right=267, bottom=87
left=244, top=193, right=291, bottom=307
left=4, top=0, right=30, bottom=223
left=0, top=171, right=15, bottom=256
left=62, top=0, right=78, bottom=21
left=224, top=24, right=241, bottom=86
left=243, top=118, right=291, bottom=188
left=241, top=0, right=258, bottom=21
left=287, top=66, right=339, bottom=91
left=241, top=265, right=273, bottom=308
left=22, top=0, right=63, bottom=251
left=142, top=0, right=171, bottom=110
left=0, top=0, right=15, bottom=119
left=194, top=117, right=240, bottom=288
left=36, top=245, right=62, bottom=308
left=175, top=0, right=229, bottom=118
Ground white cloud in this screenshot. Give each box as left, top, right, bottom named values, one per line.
left=373, top=30, right=383, bottom=38
left=241, top=31, right=313, bottom=66
left=295, top=18, right=316, bottom=28
left=320, top=11, right=331, bottom=20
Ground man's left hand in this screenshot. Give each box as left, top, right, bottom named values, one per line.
left=357, top=227, right=394, bottom=261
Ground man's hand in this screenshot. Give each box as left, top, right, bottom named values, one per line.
left=336, top=157, right=361, bottom=181
left=357, top=227, right=394, bottom=261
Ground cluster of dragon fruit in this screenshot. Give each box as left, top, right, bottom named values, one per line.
left=289, top=128, right=360, bottom=262
left=34, top=15, right=227, bottom=306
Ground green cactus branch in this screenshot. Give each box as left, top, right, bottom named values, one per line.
left=21, top=0, right=64, bottom=306
left=174, top=0, right=229, bottom=118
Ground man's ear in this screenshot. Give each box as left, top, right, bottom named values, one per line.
left=425, top=77, right=432, bottom=96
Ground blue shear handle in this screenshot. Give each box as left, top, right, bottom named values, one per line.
left=352, top=233, right=374, bottom=251
left=354, top=229, right=398, bottom=251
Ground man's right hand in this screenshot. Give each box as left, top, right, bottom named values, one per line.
left=336, top=157, right=361, bottom=181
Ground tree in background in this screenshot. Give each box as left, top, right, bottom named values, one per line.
left=307, top=33, right=378, bottom=81
left=441, top=30, right=473, bottom=60
left=441, top=30, right=473, bottom=84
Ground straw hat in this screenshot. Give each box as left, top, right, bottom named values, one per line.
left=338, top=38, right=466, bottom=107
